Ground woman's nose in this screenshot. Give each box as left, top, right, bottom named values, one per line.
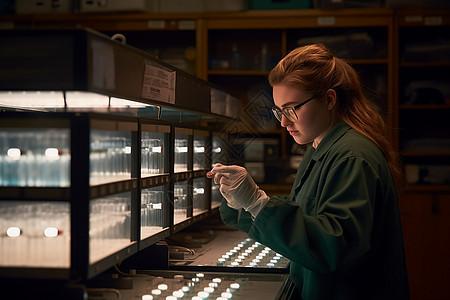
left=280, top=115, right=291, bottom=127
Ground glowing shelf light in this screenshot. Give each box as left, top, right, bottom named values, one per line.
left=6, top=226, right=21, bottom=237
left=7, top=148, right=21, bottom=159
left=44, top=227, right=59, bottom=238
left=194, top=146, right=205, bottom=153
left=45, top=148, right=60, bottom=159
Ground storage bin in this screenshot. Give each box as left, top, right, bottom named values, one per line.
left=251, top=0, right=311, bottom=10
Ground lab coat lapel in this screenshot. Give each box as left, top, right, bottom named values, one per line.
left=291, top=146, right=316, bottom=197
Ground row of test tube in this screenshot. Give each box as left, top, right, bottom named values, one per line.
left=90, top=131, right=132, bottom=184
left=89, top=192, right=132, bottom=263
left=0, top=128, right=225, bottom=187
left=142, top=133, right=165, bottom=175
left=0, top=129, right=70, bottom=187
left=142, top=188, right=165, bottom=227
left=174, top=183, right=188, bottom=224
left=0, top=201, right=70, bottom=267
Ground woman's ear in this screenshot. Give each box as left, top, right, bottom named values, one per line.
left=326, top=89, right=337, bottom=110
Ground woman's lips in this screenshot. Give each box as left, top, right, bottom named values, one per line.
left=288, top=129, right=298, bottom=136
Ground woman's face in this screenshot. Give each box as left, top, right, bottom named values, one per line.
left=272, top=84, right=336, bottom=147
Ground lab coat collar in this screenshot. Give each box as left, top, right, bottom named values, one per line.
left=311, top=122, right=351, bottom=161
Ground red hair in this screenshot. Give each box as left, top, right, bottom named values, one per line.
left=269, top=44, right=403, bottom=193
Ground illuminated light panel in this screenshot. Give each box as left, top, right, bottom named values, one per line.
left=6, top=226, right=21, bottom=237
left=110, top=97, right=149, bottom=108
left=124, top=146, right=132, bottom=154
left=45, top=148, right=60, bottom=159
left=0, top=91, right=64, bottom=108
left=194, top=146, right=205, bottom=153
left=152, top=203, right=162, bottom=210
left=43, top=227, right=59, bottom=238
left=197, top=291, right=209, bottom=298
left=172, top=290, right=184, bottom=298
left=65, top=91, right=109, bottom=107
left=7, top=148, right=21, bottom=159
left=175, top=147, right=188, bottom=153
left=151, top=146, right=162, bottom=153
left=194, top=188, right=205, bottom=194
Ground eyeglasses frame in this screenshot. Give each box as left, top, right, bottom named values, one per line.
left=271, top=94, right=317, bottom=123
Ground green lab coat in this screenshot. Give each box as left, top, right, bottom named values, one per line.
left=220, top=122, right=410, bottom=300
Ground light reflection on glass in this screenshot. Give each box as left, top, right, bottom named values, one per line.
left=89, top=192, right=131, bottom=263
left=193, top=135, right=207, bottom=171
left=0, top=129, right=70, bottom=187
left=141, top=186, right=165, bottom=240
left=90, top=130, right=132, bottom=185
left=174, top=181, right=188, bottom=224
left=193, top=178, right=207, bottom=216
left=175, top=135, right=188, bottom=173
left=141, top=132, right=164, bottom=176
left=0, top=201, right=70, bottom=268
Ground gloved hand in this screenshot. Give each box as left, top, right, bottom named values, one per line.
left=207, top=164, right=270, bottom=217
left=207, top=164, right=242, bottom=210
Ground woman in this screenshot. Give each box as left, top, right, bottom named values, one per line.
left=207, top=44, right=409, bottom=299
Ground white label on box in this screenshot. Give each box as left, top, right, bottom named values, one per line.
left=148, top=20, right=166, bottom=29
left=317, top=16, right=335, bottom=26
left=405, top=15, right=423, bottom=23
left=424, top=16, right=443, bottom=26
left=178, top=20, right=196, bottom=30
left=142, top=63, right=176, bottom=104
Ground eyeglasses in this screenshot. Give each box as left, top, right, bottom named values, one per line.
left=271, top=94, right=316, bottom=123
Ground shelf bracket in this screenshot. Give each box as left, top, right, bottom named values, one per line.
left=157, top=105, right=162, bottom=120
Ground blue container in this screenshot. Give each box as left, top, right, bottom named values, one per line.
left=251, top=0, right=311, bottom=9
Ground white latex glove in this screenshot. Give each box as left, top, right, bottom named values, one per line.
left=207, top=164, right=242, bottom=210
left=207, top=164, right=270, bottom=218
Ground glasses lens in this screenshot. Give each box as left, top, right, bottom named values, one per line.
left=272, top=107, right=283, bottom=122
left=284, top=108, right=298, bottom=122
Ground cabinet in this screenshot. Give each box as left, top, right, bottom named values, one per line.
left=398, top=191, right=450, bottom=300
left=395, top=10, right=450, bottom=299
left=395, top=9, right=450, bottom=190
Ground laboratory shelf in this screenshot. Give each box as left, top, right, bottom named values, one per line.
left=0, top=186, right=71, bottom=201
left=0, top=28, right=234, bottom=284
left=141, top=174, right=171, bottom=189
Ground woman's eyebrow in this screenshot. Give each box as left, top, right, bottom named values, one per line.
left=279, top=101, right=299, bottom=108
